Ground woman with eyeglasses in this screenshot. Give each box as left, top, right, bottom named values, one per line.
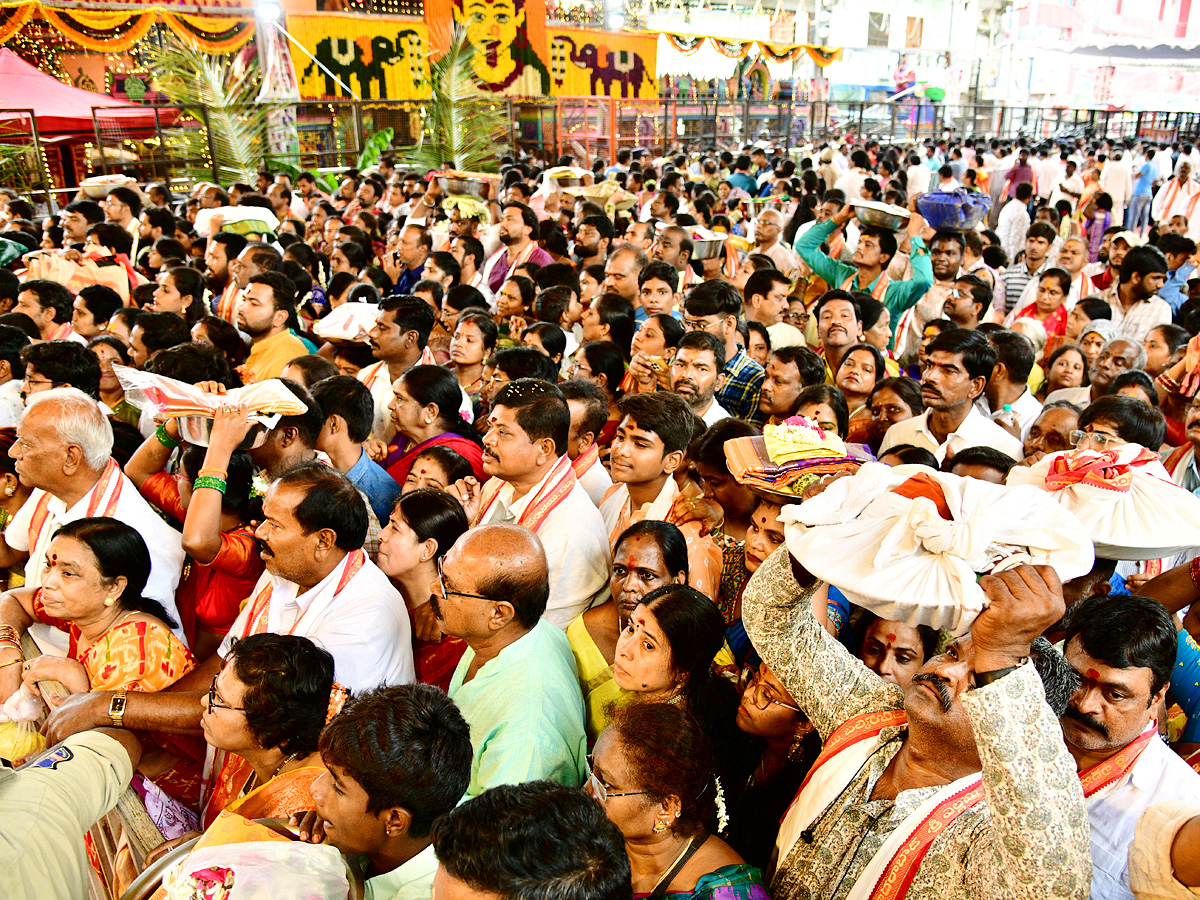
left=586, top=701, right=769, bottom=900
left=725, top=663, right=819, bottom=871
left=0, top=518, right=203, bottom=809
left=568, top=520, right=689, bottom=744
left=376, top=488, right=470, bottom=692
left=198, top=632, right=336, bottom=828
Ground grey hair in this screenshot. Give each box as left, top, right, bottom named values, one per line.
left=1030, top=636, right=1079, bottom=717
left=1100, top=337, right=1148, bottom=372
left=23, top=387, right=114, bottom=470
left=1078, top=319, right=1118, bottom=346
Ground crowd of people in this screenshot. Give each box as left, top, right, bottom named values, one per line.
left=2, top=132, right=1200, bottom=900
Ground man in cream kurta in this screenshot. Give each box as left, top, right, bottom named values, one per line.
left=742, top=547, right=1091, bottom=900
left=476, top=459, right=610, bottom=627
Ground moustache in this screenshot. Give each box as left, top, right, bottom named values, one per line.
left=911, top=672, right=953, bottom=712
left=921, top=383, right=941, bottom=397
left=1063, top=706, right=1110, bottom=740
left=675, top=380, right=697, bottom=393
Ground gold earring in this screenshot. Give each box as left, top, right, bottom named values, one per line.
left=3, top=487, right=12, bottom=497
left=104, top=597, right=116, bottom=607
left=652, top=821, right=667, bottom=834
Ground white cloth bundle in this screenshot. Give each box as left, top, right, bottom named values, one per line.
left=312, top=301, right=379, bottom=343
left=1006, top=444, right=1200, bottom=560
left=163, top=841, right=349, bottom=900
left=783, top=463, right=1095, bottom=632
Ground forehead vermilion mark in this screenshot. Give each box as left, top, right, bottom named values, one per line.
left=1086, top=668, right=1100, bottom=680
left=886, top=633, right=897, bottom=643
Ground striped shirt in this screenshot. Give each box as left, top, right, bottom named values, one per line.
left=997, top=259, right=1048, bottom=314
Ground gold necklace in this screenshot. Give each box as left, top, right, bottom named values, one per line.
left=244, top=752, right=299, bottom=795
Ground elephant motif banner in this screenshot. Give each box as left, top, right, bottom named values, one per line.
left=285, top=13, right=432, bottom=101
left=548, top=28, right=657, bottom=99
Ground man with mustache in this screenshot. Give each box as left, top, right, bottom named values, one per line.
left=795, top=197, right=933, bottom=352
left=359, top=297, right=436, bottom=443
left=449, top=378, right=609, bottom=627
left=743, top=547, right=1090, bottom=900
left=436, top=523, right=587, bottom=797
left=1045, top=337, right=1146, bottom=408
left=668, top=331, right=728, bottom=426
left=37, top=461, right=415, bottom=824
left=879, top=327, right=1023, bottom=461
left=1058, top=593, right=1200, bottom=900
left=813, top=290, right=863, bottom=383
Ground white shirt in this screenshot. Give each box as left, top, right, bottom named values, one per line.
left=879, top=405, right=1024, bottom=463
left=479, top=461, right=611, bottom=627
left=1086, top=730, right=1200, bottom=900
left=574, top=454, right=612, bottom=508
left=1049, top=173, right=1086, bottom=212
left=697, top=396, right=731, bottom=427
left=357, top=360, right=397, bottom=443
left=219, top=554, right=415, bottom=692
left=1045, top=385, right=1094, bottom=408
left=997, top=199, right=1032, bottom=263
left=365, top=842, right=438, bottom=900
left=1007, top=387, right=1044, bottom=439
left=0, top=379, right=22, bottom=428
left=8, top=470, right=186, bottom=643
left=1106, top=290, right=1172, bottom=343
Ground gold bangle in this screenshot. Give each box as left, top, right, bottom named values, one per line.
left=0, top=657, right=21, bottom=669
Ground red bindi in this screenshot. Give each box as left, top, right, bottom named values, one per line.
left=886, top=633, right=897, bottom=643
left=1086, top=668, right=1100, bottom=680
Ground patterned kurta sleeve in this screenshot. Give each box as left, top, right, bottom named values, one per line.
left=960, top=664, right=1092, bottom=900
left=741, top=546, right=903, bottom=741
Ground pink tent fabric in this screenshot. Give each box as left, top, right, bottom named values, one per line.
left=0, top=48, right=177, bottom=136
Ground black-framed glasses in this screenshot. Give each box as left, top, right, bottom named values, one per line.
left=737, top=667, right=802, bottom=713
left=436, top=557, right=494, bottom=603
left=586, top=754, right=648, bottom=803
left=208, top=676, right=245, bottom=713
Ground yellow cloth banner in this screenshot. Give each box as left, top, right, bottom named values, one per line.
left=285, top=13, right=432, bottom=101
left=548, top=28, right=657, bottom=98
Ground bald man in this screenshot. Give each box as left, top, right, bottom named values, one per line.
left=437, top=524, right=588, bottom=796
left=753, top=208, right=799, bottom=278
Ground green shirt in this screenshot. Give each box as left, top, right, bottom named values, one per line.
left=794, top=219, right=934, bottom=350
left=449, top=618, right=588, bottom=797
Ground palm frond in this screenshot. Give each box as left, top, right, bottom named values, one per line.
left=147, top=40, right=280, bottom=183
left=404, top=28, right=507, bottom=173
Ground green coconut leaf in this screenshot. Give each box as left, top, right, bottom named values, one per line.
left=403, top=28, right=505, bottom=174
left=146, top=39, right=281, bottom=184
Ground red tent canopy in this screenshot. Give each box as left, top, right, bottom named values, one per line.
left=0, top=48, right=178, bottom=137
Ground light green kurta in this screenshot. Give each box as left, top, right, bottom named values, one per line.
left=449, top=618, right=588, bottom=797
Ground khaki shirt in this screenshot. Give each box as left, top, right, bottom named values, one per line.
left=1, top=731, right=133, bottom=900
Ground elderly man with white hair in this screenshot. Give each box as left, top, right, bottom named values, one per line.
left=753, top=208, right=800, bottom=278
left=0, top=388, right=185, bottom=643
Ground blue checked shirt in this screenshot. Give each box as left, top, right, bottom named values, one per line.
left=716, top=346, right=766, bottom=425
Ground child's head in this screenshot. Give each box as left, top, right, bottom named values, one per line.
left=608, top=392, right=696, bottom=485
left=402, top=444, right=474, bottom=494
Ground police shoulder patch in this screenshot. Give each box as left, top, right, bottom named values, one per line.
left=33, top=746, right=74, bottom=770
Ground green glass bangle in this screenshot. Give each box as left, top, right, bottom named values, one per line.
left=155, top=423, right=182, bottom=449
left=193, top=475, right=227, bottom=494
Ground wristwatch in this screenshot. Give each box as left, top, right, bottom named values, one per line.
left=108, top=690, right=128, bottom=728
left=973, top=661, right=1027, bottom=689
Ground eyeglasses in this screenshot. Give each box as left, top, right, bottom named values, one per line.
left=782, top=310, right=810, bottom=326
left=436, top=557, right=494, bottom=603
left=585, top=754, right=648, bottom=803
left=21, top=376, right=54, bottom=388
left=737, top=667, right=802, bottom=712
left=208, top=675, right=245, bottom=713
left=1070, top=429, right=1122, bottom=450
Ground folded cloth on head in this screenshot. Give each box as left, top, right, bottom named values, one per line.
left=725, top=416, right=864, bottom=498
left=194, top=206, right=280, bottom=239
left=114, top=365, right=308, bottom=420
left=311, top=301, right=379, bottom=344
left=1006, top=443, right=1200, bottom=560
left=783, top=462, right=1095, bottom=633
left=440, top=195, right=491, bottom=224
left=562, top=180, right=638, bottom=212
